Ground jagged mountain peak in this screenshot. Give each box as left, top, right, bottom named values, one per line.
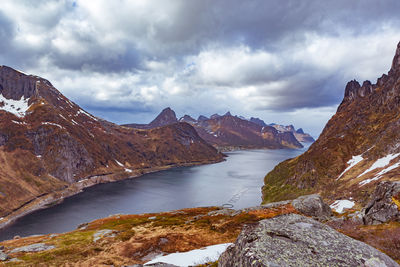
left=210, top=113, right=221, bottom=119
left=390, top=41, right=400, bottom=73
left=197, top=115, right=209, bottom=121
left=148, top=107, right=178, bottom=127
left=249, top=117, right=267, bottom=127
left=179, top=114, right=196, bottom=123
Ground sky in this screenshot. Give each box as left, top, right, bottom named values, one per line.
left=0, top=0, right=400, bottom=137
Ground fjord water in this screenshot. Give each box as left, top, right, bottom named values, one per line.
left=0, top=147, right=308, bottom=240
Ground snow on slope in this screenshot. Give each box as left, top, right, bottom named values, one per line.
left=330, top=200, right=355, bottom=213
left=145, top=243, right=232, bottom=266
left=359, top=161, right=400, bottom=186
left=337, top=155, right=363, bottom=180
left=357, top=153, right=400, bottom=178
left=0, top=94, right=31, bottom=117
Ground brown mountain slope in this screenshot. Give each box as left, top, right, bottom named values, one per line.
left=0, top=66, right=223, bottom=221
left=192, top=114, right=303, bottom=150
left=262, top=41, right=400, bottom=205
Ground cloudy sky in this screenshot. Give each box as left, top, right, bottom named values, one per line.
left=1, top=0, right=400, bottom=137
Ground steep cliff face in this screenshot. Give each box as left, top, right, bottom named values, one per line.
left=0, top=66, right=223, bottom=217
left=262, top=41, right=400, bottom=204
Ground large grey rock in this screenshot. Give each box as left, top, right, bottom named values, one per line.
left=0, top=251, right=9, bottom=261
left=363, top=181, right=400, bottom=225
left=291, top=194, right=332, bottom=220
left=10, top=243, right=55, bottom=253
left=218, top=214, right=399, bottom=267
left=93, top=229, right=116, bottom=242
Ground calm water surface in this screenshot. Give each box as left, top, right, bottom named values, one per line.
left=0, top=147, right=308, bottom=240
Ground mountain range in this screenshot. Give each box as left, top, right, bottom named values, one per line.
left=262, top=41, right=400, bottom=205
left=124, top=108, right=314, bottom=151
left=0, top=66, right=223, bottom=224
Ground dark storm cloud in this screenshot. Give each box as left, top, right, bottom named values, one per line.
left=0, top=0, right=399, bottom=122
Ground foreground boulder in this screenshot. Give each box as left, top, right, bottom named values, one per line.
left=291, top=194, right=332, bottom=220
left=261, top=194, right=332, bottom=221
left=218, top=214, right=399, bottom=267
left=363, top=181, right=400, bottom=225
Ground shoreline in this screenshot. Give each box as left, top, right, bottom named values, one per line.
left=0, top=158, right=224, bottom=234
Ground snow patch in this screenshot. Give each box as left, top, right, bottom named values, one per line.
left=15, top=69, right=29, bottom=75
left=115, top=160, right=124, bottom=167
left=41, top=122, right=63, bottom=129
left=337, top=155, right=363, bottom=180
left=71, top=119, right=79, bottom=126
left=0, top=95, right=31, bottom=118
left=330, top=200, right=355, bottom=214
left=11, top=120, right=27, bottom=125
left=77, top=109, right=98, bottom=121
left=59, top=114, right=68, bottom=121
left=145, top=243, right=232, bottom=266
left=358, top=153, right=400, bottom=178
left=359, top=161, right=400, bottom=186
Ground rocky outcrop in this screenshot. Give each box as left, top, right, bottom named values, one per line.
left=179, top=115, right=196, bottom=123
left=197, top=115, right=208, bottom=121
left=263, top=41, right=400, bottom=204
left=363, top=181, right=400, bottom=225
left=0, top=250, right=9, bottom=261
left=292, top=194, right=332, bottom=220
left=148, top=107, right=178, bottom=128
left=10, top=243, right=55, bottom=253
left=270, top=123, right=315, bottom=143
left=218, top=214, right=399, bottom=267
left=249, top=117, right=267, bottom=127
left=0, top=66, right=37, bottom=100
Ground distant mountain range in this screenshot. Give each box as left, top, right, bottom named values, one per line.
left=262, top=41, right=400, bottom=205
left=0, top=66, right=223, bottom=223
left=124, top=108, right=314, bottom=150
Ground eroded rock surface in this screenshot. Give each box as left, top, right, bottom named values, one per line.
left=363, top=181, right=400, bottom=225
left=218, top=214, right=399, bottom=267
left=10, top=243, right=55, bottom=253
left=292, top=194, right=332, bottom=220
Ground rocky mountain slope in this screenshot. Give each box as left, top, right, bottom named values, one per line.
left=0, top=66, right=223, bottom=225
left=188, top=113, right=303, bottom=150
left=262, top=41, right=400, bottom=205
left=125, top=110, right=309, bottom=150
left=270, top=123, right=315, bottom=143
left=250, top=117, right=315, bottom=143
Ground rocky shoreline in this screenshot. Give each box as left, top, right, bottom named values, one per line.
left=0, top=158, right=224, bottom=234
